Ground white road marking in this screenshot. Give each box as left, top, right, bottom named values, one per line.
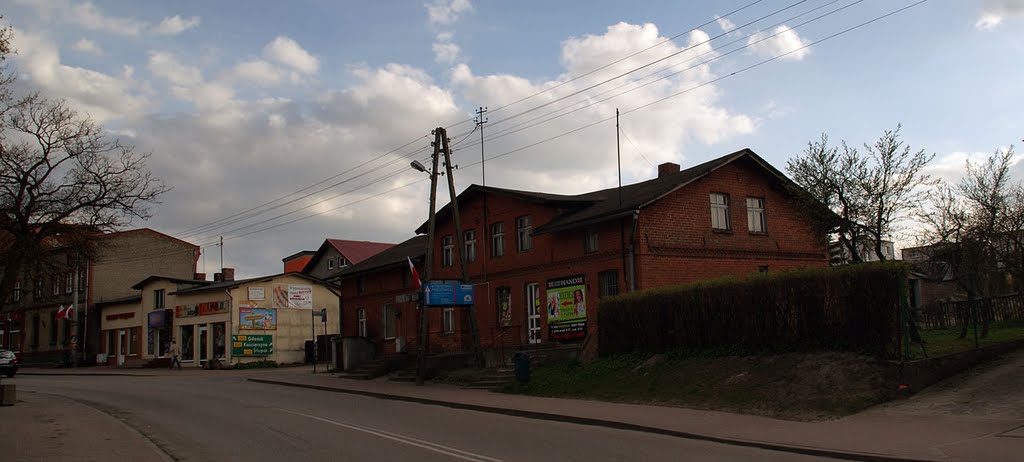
left=273, top=407, right=504, bottom=462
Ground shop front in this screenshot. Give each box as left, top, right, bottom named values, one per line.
left=171, top=300, right=229, bottom=368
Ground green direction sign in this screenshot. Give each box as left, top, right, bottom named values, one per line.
left=231, top=335, right=273, bottom=356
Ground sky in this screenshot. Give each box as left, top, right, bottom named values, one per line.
left=2, top=0, right=1023, bottom=277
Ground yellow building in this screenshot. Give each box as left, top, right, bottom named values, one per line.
left=98, top=272, right=340, bottom=368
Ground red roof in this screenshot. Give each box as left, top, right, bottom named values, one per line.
left=326, top=239, right=394, bottom=265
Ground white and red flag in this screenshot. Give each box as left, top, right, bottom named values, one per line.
left=407, top=256, right=422, bottom=290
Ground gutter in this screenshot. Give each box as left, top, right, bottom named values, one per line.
left=629, top=209, right=639, bottom=292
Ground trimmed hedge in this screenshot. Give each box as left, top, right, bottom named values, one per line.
left=598, top=262, right=908, bottom=357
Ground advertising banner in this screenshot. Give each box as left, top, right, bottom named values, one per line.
left=248, top=287, right=265, bottom=301
left=546, top=275, right=587, bottom=342
left=239, top=307, right=277, bottom=330
left=231, top=335, right=273, bottom=356
left=273, top=284, right=313, bottom=309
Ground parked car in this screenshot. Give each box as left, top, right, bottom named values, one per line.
left=0, top=349, right=17, bottom=377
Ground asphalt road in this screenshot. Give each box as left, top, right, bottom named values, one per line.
left=11, top=373, right=848, bottom=462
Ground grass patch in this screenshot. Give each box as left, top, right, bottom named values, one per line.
left=500, top=350, right=894, bottom=421
left=910, top=320, right=1024, bottom=359
left=231, top=360, right=279, bottom=369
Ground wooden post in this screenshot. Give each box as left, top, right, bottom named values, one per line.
left=416, top=129, right=443, bottom=386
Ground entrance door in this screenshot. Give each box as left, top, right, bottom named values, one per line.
left=526, top=283, right=541, bottom=344
left=199, top=325, right=209, bottom=366
left=117, top=330, right=126, bottom=366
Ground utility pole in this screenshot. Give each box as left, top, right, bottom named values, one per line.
left=441, top=130, right=484, bottom=366
left=476, top=107, right=489, bottom=280
left=416, top=129, right=443, bottom=386
left=71, top=257, right=79, bottom=367
left=219, top=236, right=224, bottom=273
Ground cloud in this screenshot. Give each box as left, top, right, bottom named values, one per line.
left=976, top=0, right=1024, bottom=30
left=715, top=15, right=736, bottom=33
left=72, top=38, right=103, bottom=55
left=153, top=15, right=201, bottom=35
left=147, top=51, right=203, bottom=86
left=746, top=25, right=810, bottom=61
left=433, top=32, right=461, bottom=63
left=69, top=1, right=148, bottom=35
left=263, top=36, right=319, bottom=74
left=225, top=59, right=286, bottom=86
left=425, top=0, right=473, bottom=26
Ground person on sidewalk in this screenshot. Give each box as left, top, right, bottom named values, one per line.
left=169, top=340, right=182, bottom=370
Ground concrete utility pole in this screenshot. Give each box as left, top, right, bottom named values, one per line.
left=416, top=129, right=443, bottom=386
left=476, top=107, right=489, bottom=280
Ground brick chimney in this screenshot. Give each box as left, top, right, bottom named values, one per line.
left=658, top=162, right=680, bottom=178
left=222, top=268, right=235, bottom=282
left=194, top=272, right=206, bottom=281
left=213, top=273, right=223, bottom=282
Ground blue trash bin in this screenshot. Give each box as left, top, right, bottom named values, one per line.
left=513, top=352, right=530, bottom=383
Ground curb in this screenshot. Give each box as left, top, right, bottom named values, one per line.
left=18, top=372, right=155, bottom=377
left=247, top=378, right=935, bottom=462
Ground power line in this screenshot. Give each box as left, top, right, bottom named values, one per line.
left=618, top=122, right=654, bottom=168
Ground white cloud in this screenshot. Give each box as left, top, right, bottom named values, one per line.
left=72, top=38, right=103, bottom=55
left=70, top=1, right=148, bottom=35
left=433, top=32, right=461, bottom=63
left=976, top=0, right=1024, bottom=30
left=226, top=60, right=285, bottom=86
left=263, top=36, right=319, bottom=74
left=147, top=51, right=203, bottom=86
left=426, top=0, right=472, bottom=26
left=715, top=15, right=736, bottom=33
left=746, top=25, right=810, bottom=61
left=153, top=15, right=201, bottom=35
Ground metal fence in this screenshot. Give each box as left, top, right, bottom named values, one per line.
left=917, top=294, right=1024, bottom=330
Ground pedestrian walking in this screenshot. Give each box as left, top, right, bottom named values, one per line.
left=169, top=340, right=182, bottom=369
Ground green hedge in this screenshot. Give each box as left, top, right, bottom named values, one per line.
left=598, top=262, right=908, bottom=357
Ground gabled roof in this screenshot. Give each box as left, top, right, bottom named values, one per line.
left=417, top=148, right=801, bottom=235
left=302, top=238, right=395, bottom=273
left=330, top=235, right=428, bottom=281
left=131, top=275, right=209, bottom=290
left=171, top=271, right=336, bottom=295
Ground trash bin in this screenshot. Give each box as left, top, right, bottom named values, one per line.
left=513, top=352, right=530, bottom=383
left=304, top=340, right=315, bottom=364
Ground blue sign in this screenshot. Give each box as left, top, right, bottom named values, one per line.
left=424, top=282, right=475, bottom=306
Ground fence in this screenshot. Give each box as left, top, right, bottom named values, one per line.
left=916, top=294, right=1024, bottom=329
left=905, top=294, right=1024, bottom=359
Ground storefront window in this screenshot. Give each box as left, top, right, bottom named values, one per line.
left=127, top=327, right=138, bottom=356
left=147, top=327, right=156, bottom=355
left=213, top=323, right=225, bottom=359
left=158, top=325, right=171, bottom=357
left=9, top=321, right=21, bottom=352
left=106, top=330, right=115, bottom=355
left=180, top=326, right=194, bottom=361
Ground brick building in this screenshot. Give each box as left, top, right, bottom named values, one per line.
left=302, top=239, right=395, bottom=280
left=0, top=228, right=198, bottom=364
left=339, top=148, right=828, bottom=360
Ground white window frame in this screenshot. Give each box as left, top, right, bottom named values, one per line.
left=464, top=230, right=477, bottom=263
left=12, top=281, right=20, bottom=302
left=65, top=273, right=73, bottom=294
left=357, top=308, right=367, bottom=337
left=516, top=216, right=533, bottom=251
left=710, top=193, right=731, bottom=230
left=491, top=222, right=504, bottom=257
left=747, top=197, right=766, bottom=233
left=442, top=307, right=455, bottom=334
left=52, top=275, right=60, bottom=295
left=442, top=235, right=454, bottom=267
left=382, top=304, right=396, bottom=339
left=585, top=228, right=599, bottom=253
left=328, top=258, right=335, bottom=270
left=154, top=289, right=165, bottom=310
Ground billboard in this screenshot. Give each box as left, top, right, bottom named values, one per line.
left=273, top=284, right=313, bottom=309
left=239, top=307, right=277, bottom=331
left=546, top=275, right=587, bottom=342
left=231, top=335, right=273, bottom=356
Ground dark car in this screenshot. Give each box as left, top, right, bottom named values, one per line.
left=0, top=349, right=17, bottom=377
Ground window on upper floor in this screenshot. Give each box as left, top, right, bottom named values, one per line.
left=516, top=216, right=533, bottom=251
left=79, top=270, right=86, bottom=290
left=747, top=197, right=766, bottom=233
left=356, top=277, right=365, bottom=295
left=339, top=257, right=349, bottom=268
left=52, top=275, right=60, bottom=296
left=328, top=258, right=335, bottom=270
left=710, top=193, right=731, bottom=230
left=442, top=235, right=454, bottom=267
left=12, top=281, right=21, bottom=302
left=491, top=222, right=505, bottom=258
left=154, top=289, right=165, bottom=310
left=65, top=273, right=73, bottom=294
left=465, top=230, right=477, bottom=263
left=35, top=277, right=43, bottom=298
left=584, top=228, right=599, bottom=253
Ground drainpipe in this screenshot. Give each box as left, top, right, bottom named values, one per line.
left=224, top=289, right=233, bottom=365
left=628, top=209, right=639, bottom=292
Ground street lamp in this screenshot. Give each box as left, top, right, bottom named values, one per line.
left=410, top=160, right=428, bottom=174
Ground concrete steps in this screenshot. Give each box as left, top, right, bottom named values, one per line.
left=338, top=359, right=388, bottom=380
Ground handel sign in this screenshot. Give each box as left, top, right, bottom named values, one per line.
left=546, top=275, right=587, bottom=342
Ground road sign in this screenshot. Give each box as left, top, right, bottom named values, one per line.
left=423, top=282, right=474, bottom=306
left=231, top=335, right=273, bottom=356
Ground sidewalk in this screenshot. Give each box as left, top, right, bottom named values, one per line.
left=0, top=389, right=172, bottom=462
left=250, top=367, right=1024, bottom=462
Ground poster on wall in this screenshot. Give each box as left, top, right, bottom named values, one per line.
left=232, top=335, right=273, bottom=356
left=248, top=287, right=265, bottom=301
left=239, top=307, right=277, bottom=330
left=546, top=275, right=587, bottom=342
left=273, top=284, right=313, bottom=309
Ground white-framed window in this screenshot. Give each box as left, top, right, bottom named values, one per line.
left=52, top=275, right=60, bottom=295
left=65, top=273, right=73, bottom=294
left=339, top=257, right=349, bottom=268
left=710, top=193, right=731, bottom=230
left=491, top=222, right=504, bottom=257
left=154, top=289, right=165, bottom=310
left=747, top=197, right=766, bottom=233
left=357, top=308, right=367, bottom=337
left=464, top=230, right=477, bottom=263
left=516, top=216, right=533, bottom=251
left=34, top=277, right=43, bottom=298
left=328, top=258, right=335, bottom=270
left=12, top=281, right=20, bottom=302
left=442, top=307, right=455, bottom=334
left=584, top=228, right=599, bottom=253
left=442, top=235, right=454, bottom=267
left=382, top=304, right=396, bottom=339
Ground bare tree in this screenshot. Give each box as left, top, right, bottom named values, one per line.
left=787, top=127, right=932, bottom=263
left=0, top=23, right=169, bottom=302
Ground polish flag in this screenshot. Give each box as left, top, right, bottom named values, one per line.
left=55, top=305, right=67, bottom=319
left=407, top=257, right=422, bottom=290
left=65, top=304, right=75, bottom=320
